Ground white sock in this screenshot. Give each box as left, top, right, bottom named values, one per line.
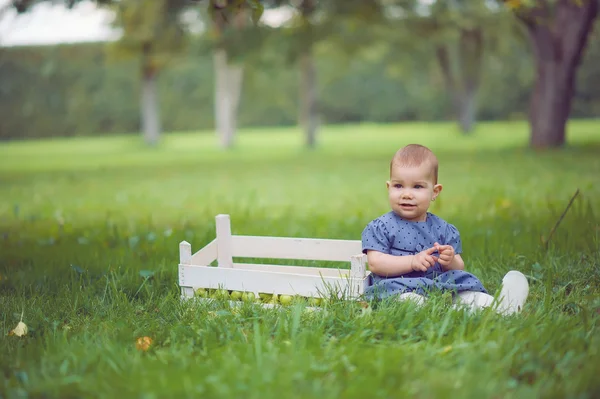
left=455, top=291, right=495, bottom=311
left=397, top=292, right=427, bottom=306
left=496, top=270, right=529, bottom=315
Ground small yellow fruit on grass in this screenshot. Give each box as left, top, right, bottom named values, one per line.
left=136, top=336, right=153, bottom=351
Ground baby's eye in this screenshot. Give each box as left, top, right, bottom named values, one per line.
left=394, top=184, right=403, bottom=189
left=414, top=185, right=423, bottom=189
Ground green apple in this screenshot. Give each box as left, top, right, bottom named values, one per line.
left=242, top=292, right=257, bottom=302
left=194, top=288, right=208, bottom=298
left=279, top=295, right=293, bottom=306
left=214, top=289, right=229, bottom=300
left=230, top=291, right=243, bottom=301
left=308, top=297, right=321, bottom=306
left=259, top=293, right=272, bottom=302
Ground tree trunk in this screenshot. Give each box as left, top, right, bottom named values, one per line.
left=458, top=87, right=477, bottom=133
left=435, top=27, right=482, bottom=135
left=457, top=28, right=482, bottom=135
left=141, top=61, right=160, bottom=146
left=299, top=49, right=318, bottom=149
left=214, top=48, right=244, bottom=149
left=519, top=0, right=598, bottom=149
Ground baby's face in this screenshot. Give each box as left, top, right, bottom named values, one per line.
left=386, top=162, right=441, bottom=222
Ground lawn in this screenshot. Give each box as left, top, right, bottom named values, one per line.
left=1, top=120, right=600, bottom=398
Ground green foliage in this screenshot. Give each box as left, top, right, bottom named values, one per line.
left=1, top=27, right=600, bottom=140
left=1, top=124, right=600, bottom=397
left=200, top=0, right=271, bottom=64
left=106, top=0, right=189, bottom=74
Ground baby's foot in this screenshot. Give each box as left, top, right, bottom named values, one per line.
left=496, top=270, right=529, bottom=315
left=396, top=292, right=427, bottom=306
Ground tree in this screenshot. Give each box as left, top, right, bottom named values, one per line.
left=107, top=0, right=188, bottom=146
left=260, top=0, right=383, bottom=148
left=503, top=0, right=599, bottom=148
left=429, top=1, right=486, bottom=134
left=202, top=0, right=264, bottom=148
left=386, top=0, right=515, bottom=134
left=294, top=0, right=318, bottom=148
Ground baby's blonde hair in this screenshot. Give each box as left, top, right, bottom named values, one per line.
left=390, top=144, right=439, bottom=184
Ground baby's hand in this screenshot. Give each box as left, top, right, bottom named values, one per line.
left=434, top=242, right=455, bottom=266
left=411, top=246, right=438, bottom=272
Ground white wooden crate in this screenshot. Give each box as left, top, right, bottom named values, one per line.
left=178, top=214, right=371, bottom=302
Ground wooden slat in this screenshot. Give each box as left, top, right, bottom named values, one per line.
left=230, top=235, right=363, bottom=262
left=191, top=239, right=218, bottom=266
left=179, top=264, right=365, bottom=298
left=232, top=262, right=352, bottom=278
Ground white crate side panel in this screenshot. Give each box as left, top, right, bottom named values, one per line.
left=191, top=238, right=218, bottom=265
left=179, top=264, right=365, bottom=298
left=230, top=235, right=363, bottom=262
left=232, top=262, right=353, bottom=278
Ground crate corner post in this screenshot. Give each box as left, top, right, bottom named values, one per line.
left=179, top=240, right=194, bottom=299
left=216, top=214, right=233, bottom=268
left=350, top=253, right=367, bottom=297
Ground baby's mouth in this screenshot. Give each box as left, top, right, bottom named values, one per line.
left=400, top=203, right=416, bottom=208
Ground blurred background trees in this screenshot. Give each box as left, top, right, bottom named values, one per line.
left=107, top=0, right=189, bottom=146
left=1, top=0, right=598, bottom=148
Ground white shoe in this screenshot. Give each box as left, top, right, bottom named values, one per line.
left=496, top=270, right=529, bottom=315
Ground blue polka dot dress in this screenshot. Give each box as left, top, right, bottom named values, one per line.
left=361, top=211, right=488, bottom=300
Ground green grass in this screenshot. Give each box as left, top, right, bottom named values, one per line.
left=1, top=120, right=600, bottom=398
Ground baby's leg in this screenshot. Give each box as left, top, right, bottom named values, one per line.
left=455, top=291, right=495, bottom=310
left=454, top=271, right=529, bottom=315
left=396, top=292, right=427, bottom=306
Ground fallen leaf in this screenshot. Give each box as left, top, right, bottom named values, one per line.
left=9, top=321, right=28, bottom=337
left=135, top=336, right=153, bottom=351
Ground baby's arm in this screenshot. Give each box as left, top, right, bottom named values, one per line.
left=444, top=253, right=464, bottom=271
left=436, top=223, right=465, bottom=271
left=366, top=247, right=437, bottom=278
